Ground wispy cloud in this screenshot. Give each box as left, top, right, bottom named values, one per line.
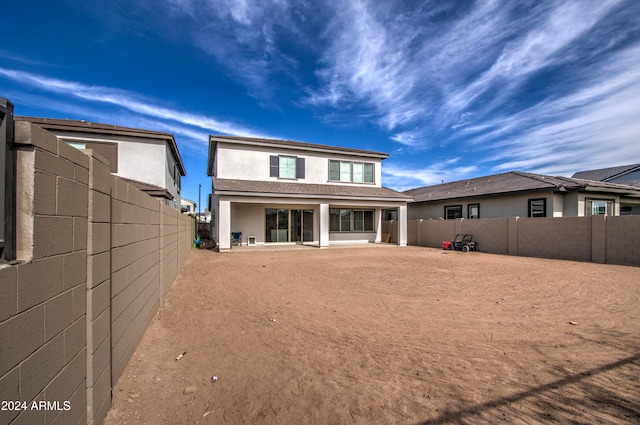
left=440, top=0, right=621, bottom=121
left=454, top=42, right=640, bottom=175
left=383, top=159, right=478, bottom=192
left=301, top=0, right=639, bottom=173
left=0, top=67, right=268, bottom=141
left=157, top=0, right=305, bottom=99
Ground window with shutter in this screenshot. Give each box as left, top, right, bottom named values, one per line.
left=271, top=155, right=304, bottom=179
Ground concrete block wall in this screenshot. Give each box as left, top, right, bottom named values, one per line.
left=406, top=219, right=417, bottom=246
left=409, top=215, right=640, bottom=266
left=86, top=152, right=113, bottom=424
left=460, top=218, right=509, bottom=255
left=517, top=217, right=592, bottom=261
left=0, top=122, right=194, bottom=425
left=109, top=175, right=162, bottom=384
left=605, top=215, right=640, bottom=265
left=160, top=205, right=178, bottom=301
left=1, top=122, right=88, bottom=425
left=419, top=219, right=455, bottom=248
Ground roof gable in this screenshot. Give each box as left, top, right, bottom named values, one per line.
left=572, top=164, right=640, bottom=182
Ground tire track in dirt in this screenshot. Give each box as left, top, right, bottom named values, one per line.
left=104, top=247, right=640, bottom=425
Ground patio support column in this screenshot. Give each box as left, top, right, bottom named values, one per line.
left=218, top=198, right=231, bottom=251
left=398, top=204, right=408, bottom=246
left=374, top=208, right=382, bottom=243
left=319, top=202, right=329, bottom=248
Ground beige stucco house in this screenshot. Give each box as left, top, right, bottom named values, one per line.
left=207, top=135, right=411, bottom=250
left=180, top=197, right=197, bottom=214
left=16, top=117, right=186, bottom=208
left=405, top=171, right=640, bottom=220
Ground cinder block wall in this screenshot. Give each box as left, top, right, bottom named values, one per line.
left=605, top=215, right=640, bottom=265
left=409, top=215, right=640, bottom=266
left=109, top=175, right=163, bottom=384
left=419, top=219, right=455, bottom=248
left=460, top=218, right=509, bottom=255
left=0, top=122, right=194, bottom=425
left=1, top=122, right=89, bottom=425
left=517, top=217, right=592, bottom=261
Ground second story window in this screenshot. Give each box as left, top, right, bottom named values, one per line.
left=329, top=160, right=374, bottom=183
left=270, top=155, right=305, bottom=179
left=279, top=156, right=296, bottom=179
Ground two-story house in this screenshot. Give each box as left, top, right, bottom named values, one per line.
left=16, top=117, right=186, bottom=208
left=207, top=135, right=411, bottom=250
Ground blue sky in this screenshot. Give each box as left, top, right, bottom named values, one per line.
left=2, top=0, right=640, bottom=203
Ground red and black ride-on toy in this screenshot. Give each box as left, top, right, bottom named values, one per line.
left=442, top=234, right=478, bottom=252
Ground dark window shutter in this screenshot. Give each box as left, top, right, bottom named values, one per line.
left=270, top=155, right=279, bottom=177
left=296, top=157, right=305, bottom=179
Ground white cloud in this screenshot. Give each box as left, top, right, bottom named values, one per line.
left=461, top=43, right=640, bottom=175
left=443, top=0, right=621, bottom=119
left=383, top=160, right=478, bottom=191
left=0, top=67, right=268, bottom=139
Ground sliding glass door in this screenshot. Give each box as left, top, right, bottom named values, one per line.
left=291, top=209, right=314, bottom=242
left=265, top=209, right=289, bottom=242
left=266, top=209, right=313, bottom=243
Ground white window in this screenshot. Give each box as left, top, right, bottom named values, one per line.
left=279, top=156, right=296, bottom=179
left=329, top=209, right=374, bottom=232
left=329, top=160, right=374, bottom=183
left=586, top=199, right=614, bottom=216
left=270, top=155, right=305, bottom=179
left=353, top=163, right=363, bottom=182
left=468, top=204, right=479, bottom=219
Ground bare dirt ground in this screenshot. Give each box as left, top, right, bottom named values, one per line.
left=104, top=246, right=640, bottom=425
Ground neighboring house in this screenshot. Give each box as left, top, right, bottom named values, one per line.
left=573, top=164, right=640, bottom=214
left=404, top=171, right=640, bottom=220
left=16, top=117, right=186, bottom=208
left=207, top=135, right=411, bottom=250
left=181, top=198, right=196, bottom=214
left=572, top=163, right=640, bottom=187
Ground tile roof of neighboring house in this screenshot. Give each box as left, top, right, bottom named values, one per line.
left=208, top=135, right=388, bottom=175
left=572, top=164, right=640, bottom=182
left=213, top=178, right=412, bottom=201
left=404, top=171, right=640, bottom=203
left=16, top=116, right=186, bottom=176
left=120, top=177, right=174, bottom=200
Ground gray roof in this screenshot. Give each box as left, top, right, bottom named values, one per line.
left=214, top=178, right=411, bottom=201
left=16, top=116, right=187, bottom=176
left=572, top=164, right=640, bottom=181
left=120, top=177, right=174, bottom=200
left=404, top=171, right=640, bottom=203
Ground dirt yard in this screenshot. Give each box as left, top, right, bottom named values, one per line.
left=103, top=246, right=640, bottom=425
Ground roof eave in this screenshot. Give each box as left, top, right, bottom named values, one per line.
left=207, top=138, right=217, bottom=176
left=18, top=116, right=187, bottom=176
left=209, top=135, right=389, bottom=159
left=213, top=189, right=410, bottom=202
